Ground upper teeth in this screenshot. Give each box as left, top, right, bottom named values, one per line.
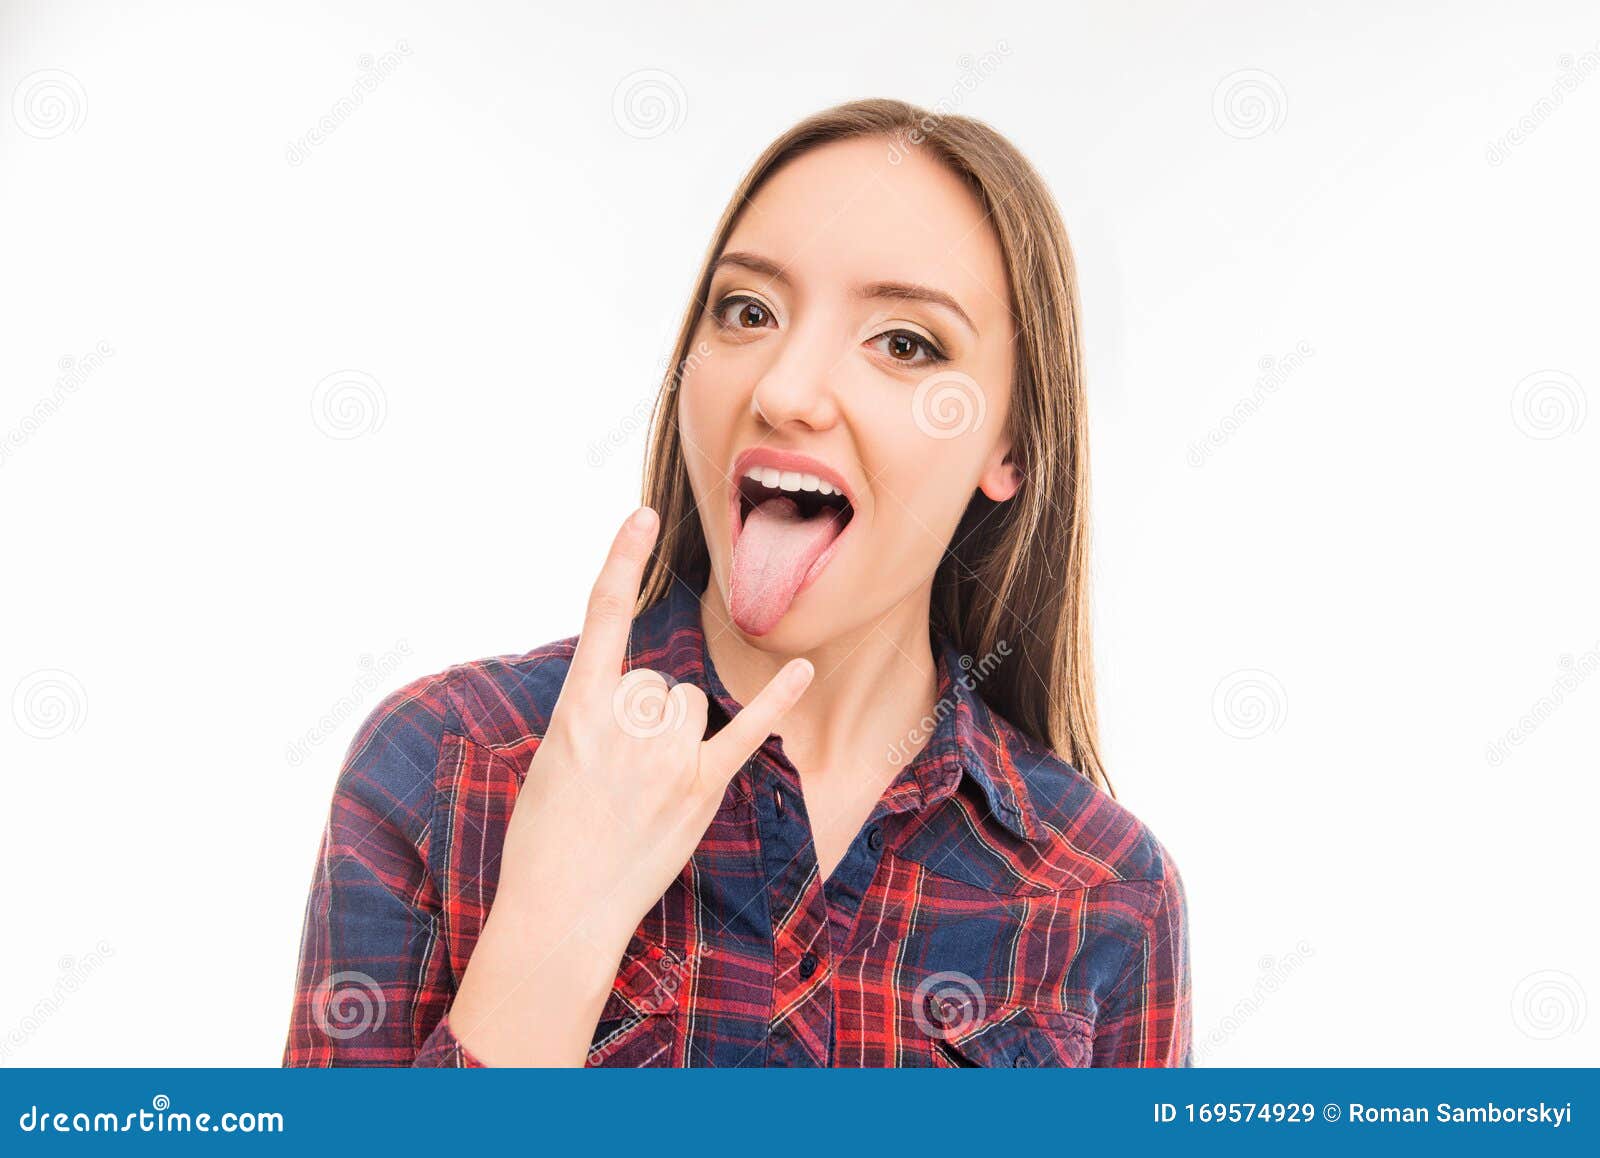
left=745, top=466, right=838, bottom=496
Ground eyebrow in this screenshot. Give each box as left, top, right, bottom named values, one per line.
left=710, top=250, right=978, bottom=337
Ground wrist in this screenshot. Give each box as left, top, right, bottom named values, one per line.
left=483, top=880, right=636, bottom=971
left=447, top=897, right=628, bottom=1066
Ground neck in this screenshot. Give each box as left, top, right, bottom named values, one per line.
left=699, top=579, right=940, bottom=784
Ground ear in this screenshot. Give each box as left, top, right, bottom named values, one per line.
left=977, top=442, right=1023, bottom=503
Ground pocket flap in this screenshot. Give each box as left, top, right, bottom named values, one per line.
left=929, top=1004, right=1093, bottom=1067
left=602, top=935, right=684, bottom=1019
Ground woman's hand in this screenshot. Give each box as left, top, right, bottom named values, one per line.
left=448, top=506, right=814, bottom=1065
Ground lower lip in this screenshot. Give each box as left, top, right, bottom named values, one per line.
left=727, top=487, right=858, bottom=602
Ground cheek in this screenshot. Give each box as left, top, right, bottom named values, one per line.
left=677, top=374, right=726, bottom=464
left=910, top=366, right=993, bottom=444
left=865, top=437, right=988, bottom=555
left=677, top=364, right=745, bottom=445
left=873, top=372, right=1013, bottom=544
left=676, top=371, right=745, bottom=514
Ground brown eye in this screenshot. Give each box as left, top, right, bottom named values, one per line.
left=868, top=329, right=947, bottom=366
left=712, top=294, right=776, bottom=331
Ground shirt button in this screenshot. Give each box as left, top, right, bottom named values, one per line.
left=798, top=953, right=819, bottom=979
left=1013, top=1053, right=1032, bottom=1067
left=866, top=826, right=884, bottom=852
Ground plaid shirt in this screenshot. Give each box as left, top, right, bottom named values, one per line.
left=283, top=572, right=1191, bottom=1067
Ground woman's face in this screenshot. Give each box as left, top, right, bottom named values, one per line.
left=679, top=134, right=1022, bottom=650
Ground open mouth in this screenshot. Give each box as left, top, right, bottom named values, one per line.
left=727, top=461, right=857, bottom=636
left=735, top=468, right=855, bottom=535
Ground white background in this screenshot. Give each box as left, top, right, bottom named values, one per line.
left=2, top=0, right=1596, bottom=1066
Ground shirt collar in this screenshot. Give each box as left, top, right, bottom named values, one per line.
left=628, top=571, right=1043, bottom=843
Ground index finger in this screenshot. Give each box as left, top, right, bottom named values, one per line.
left=567, top=506, right=659, bottom=695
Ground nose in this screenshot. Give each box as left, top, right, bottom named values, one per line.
left=748, top=323, right=842, bottom=432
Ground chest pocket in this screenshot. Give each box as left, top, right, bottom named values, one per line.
left=925, top=1004, right=1094, bottom=1068
left=584, top=934, right=683, bottom=1067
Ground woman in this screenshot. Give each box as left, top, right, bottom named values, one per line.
left=283, top=98, right=1191, bottom=1068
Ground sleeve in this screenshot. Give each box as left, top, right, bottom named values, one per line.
left=414, top=1015, right=485, bottom=1067
left=1091, top=858, right=1193, bottom=1067
left=281, top=672, right=486, bottom=1067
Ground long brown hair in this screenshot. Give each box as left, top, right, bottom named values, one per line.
left=636, top=98, right=1110, bottom=797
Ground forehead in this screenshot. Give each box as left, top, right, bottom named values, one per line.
left=723, top=136, right=1013, bottom=331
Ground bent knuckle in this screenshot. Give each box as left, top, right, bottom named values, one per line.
left=611, top=669, right=687, bottom=738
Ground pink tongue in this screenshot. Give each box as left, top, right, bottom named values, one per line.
left=730, top=497, right=845, bottom=635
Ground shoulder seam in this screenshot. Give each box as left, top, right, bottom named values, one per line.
left=433, top=643, right=575, bottom=750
